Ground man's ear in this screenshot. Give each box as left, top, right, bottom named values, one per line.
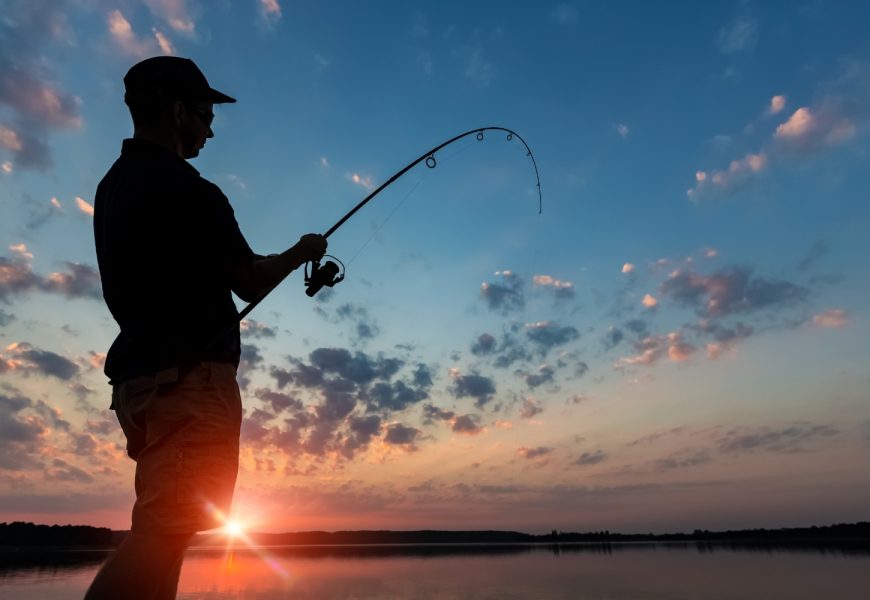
left=171, top=100, right=185, bottom=127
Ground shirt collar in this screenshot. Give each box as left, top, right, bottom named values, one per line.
left=120, top=138, right=200, bottom=175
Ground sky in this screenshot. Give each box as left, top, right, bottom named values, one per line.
left=1, top=0, right=869, bottom=535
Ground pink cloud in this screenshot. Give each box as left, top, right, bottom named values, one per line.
left=108, top=10, right=159, bottom=58
left=642, top=294, right=657, bottom=308
left=687, top=153, right=767, bottom=201
left=260, top=0, right=283, bottom=21
left=774, top=106, right=856, bottom=152
left=346, top=172, right=375, bottom=191
left=812, top=309, right=847, bottom=329
left=622, top=263, right=635, bottom=274
left=144, top=0, right=196, bottom=33
left=0, top=125, right=23, bottom=151
left=769, top=95, right=786, bottom=115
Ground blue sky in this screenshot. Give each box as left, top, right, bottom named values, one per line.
left=1, top=0, right=869, bottom=533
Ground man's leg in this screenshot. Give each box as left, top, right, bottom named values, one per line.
left=83, top=532, right=194, bottom=600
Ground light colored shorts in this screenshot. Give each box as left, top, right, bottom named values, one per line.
left=112, top=362, right=242, bottom=535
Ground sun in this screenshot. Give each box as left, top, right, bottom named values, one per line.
left=224, top=520, right=244, bottom=537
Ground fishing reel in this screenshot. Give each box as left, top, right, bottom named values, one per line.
left=304, top=255, right=345, bottom=297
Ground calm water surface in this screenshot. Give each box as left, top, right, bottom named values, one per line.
left=2, top=543, right=869, bottom=599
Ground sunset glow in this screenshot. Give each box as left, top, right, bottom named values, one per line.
left=1, top=2, right=869, bottom=537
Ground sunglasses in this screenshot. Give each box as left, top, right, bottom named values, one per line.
left=187, top=105, right=214, bottom=127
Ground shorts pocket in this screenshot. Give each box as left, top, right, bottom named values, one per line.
left=176, top=439, right=239, bottom=508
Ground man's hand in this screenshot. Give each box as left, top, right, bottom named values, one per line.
left=229, top=234, right=328, bottom=302
left=295, top=233, right=328, bottom=263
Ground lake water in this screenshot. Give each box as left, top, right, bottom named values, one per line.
left=2, top=543, right=869, bottom=599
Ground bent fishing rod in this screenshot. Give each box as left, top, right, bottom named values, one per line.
left=210, top=126, right=541, bottom=348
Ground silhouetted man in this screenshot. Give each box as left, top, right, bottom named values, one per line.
left=85, top=56, right=326, bottom=600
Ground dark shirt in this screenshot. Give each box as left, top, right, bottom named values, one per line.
left=94, top=138, right=255, bottom=383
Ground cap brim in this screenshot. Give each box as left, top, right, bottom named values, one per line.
left=207, top=88, right=236, bottom=104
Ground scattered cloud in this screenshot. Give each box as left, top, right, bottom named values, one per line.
left=716, top=423, right=839, bottom=454
left=144, top=0, right=196, bottom=33
left=622, top=263, right=635, bottom=274
left=451, top=372, right=496, bottom=408
left=575, top=449, right=607, bottom=466
left=240, top=319, right=277, bottom=339
left=1, top=342, right=79, bottom=380
left=383, top=423, right=422, bottom=447
left=451, top=413, right=483, bottom=435
left=75, top=196, right=94, bottom=217
left=533, top=274, right=575, bottom=300
left=519, top=397, right=544, bottom=419
left=518, top=446, right=551, bottom=459
left=107, top=10, right=171, bottom=58
left=717, top=17, right=758, bottom=54
left=641, top=294, right=658, bottom=309
left=259, top=0, right=282, bottom=23
left=525, top=321, right=580, bottom=354
left=480, top=271, right=524, bottom=314
left=0, top=3, right=83, bottom=170
left=769, top=94, right=786, bottom=115
left=812, top=309, right=847, bottom=329
left=687, top=152, right=767, bottom=200
left=346, top=172, right=375, bottom=191
left=0, top=252, right=101, bottom=302
left=615, top=123, right=629, bottom=138
left=774, top=106, right=856, bottom=153
left=661, top=266, right=807, bottom=317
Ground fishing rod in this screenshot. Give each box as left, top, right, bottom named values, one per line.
left=217, top=126, right=541, bottom=346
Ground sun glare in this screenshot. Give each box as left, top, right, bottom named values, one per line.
left=225, top=520, right=244, bottom=537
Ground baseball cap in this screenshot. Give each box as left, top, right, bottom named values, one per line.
left=124, top=56, right=236, bottom=105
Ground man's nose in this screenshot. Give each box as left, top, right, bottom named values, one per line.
left=207, top=127, right=214, bottom=139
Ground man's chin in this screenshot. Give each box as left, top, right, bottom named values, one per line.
left=183, top=147, right=201, bottom=159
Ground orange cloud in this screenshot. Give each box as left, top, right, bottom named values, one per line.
left=642, top=294, right=657, bottom=308
left=775, top=106, right=856, bottom=150
left=1, top=161, right=11, bottom=174
left=75, top=196, right=94, bottom=216
left=622, top=263, right=635, bottom=274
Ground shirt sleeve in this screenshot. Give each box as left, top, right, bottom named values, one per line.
left=201, top=180, right=256, bottom=271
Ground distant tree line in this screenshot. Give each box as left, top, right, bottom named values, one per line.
left=3, top=521, right=868, bottom=548
left=0, top=522, right=114, bottom=547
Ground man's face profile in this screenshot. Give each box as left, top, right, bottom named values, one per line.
left=177, top=100, right=214, bottom=159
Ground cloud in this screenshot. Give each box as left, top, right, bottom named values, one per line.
left=622, top=263, right=635, bottom=274
left=2, top=161, right=12, bottom=173
left=687, top=152, right=767, bottom=200
left=797, top=240, right=830, bottom=272
left=422, top=404, right=455, bottom=425
left=480, top=271, right=524, bottom=314
left=144, top=0, right=196, bottom=33
left=717, top=17, right=758, bottom=54
left=550, top=4, right=579, bottom=25
left=43, top=263, right=102, bottom=300
left=259, top=0, right=282, bottom=22
left=653, top=448, right=712, bottom=471
left=812, top=309, right=847, bottom=329
left=716, top=423, right=838, bottom=454
left=470, top=333, right=497, bottom=356
left=383, top=423, right=422, bottom=447
left=1, top=342, right=80, bottom=380
left=346, top=172, right=375, bottom=191
left=575, top=449, right=607, bottom=466
left=525, top=321, right=579, bottom=354
left=75, top=196, right=94, bottom=217
left=0, top=4, right=83, bottom=170
left=451, top=373, right=496, bottom=408
left=769, top=95, right=786, bottom=115
left=519, top=397, right=543, bottom=419
left=641, top=294, right=658, bottom=309
left=462, top=47, right=495, bottom=87
left=451, top=414, right=483, bottom=435
left=240, top=319, right=277, bottom=339
left=615, top=123, right=629, bottom=138
left=774, top=106, right=856, bottom=153
left=518, top=446, right=552, bottom=459
left=661, top=266, right=807, bottom=317
left=533, top=274, right=575, bottom=300
left=334, top=303, right=381, bottom=342
left=521, top=365, right=555, bottom=389
left=616, top=332, right=697, bottom=368
left=107, top=10, right=170, bottom=58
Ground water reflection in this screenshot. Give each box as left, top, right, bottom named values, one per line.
left=1, top=542, right=869, bottom=600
